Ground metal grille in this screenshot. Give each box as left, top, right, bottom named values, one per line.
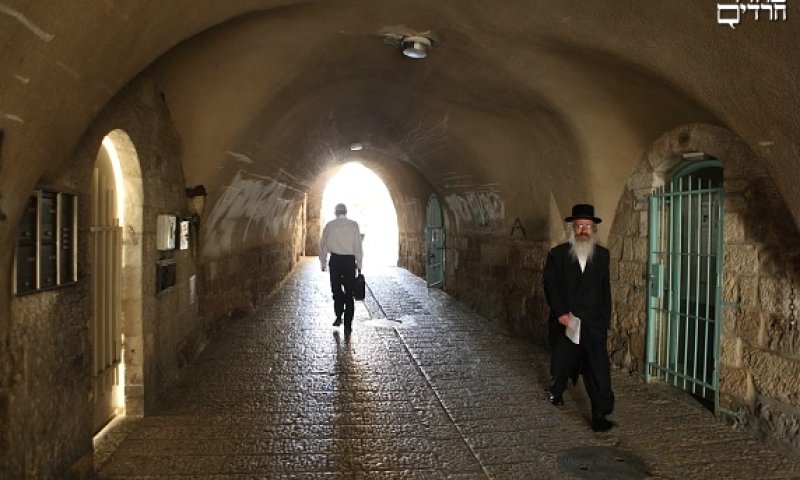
left=91, top=165, right=123, bottom=430
left=647, top=170, right=724, bottom=409
left=425, top=194, right=445, bottom=288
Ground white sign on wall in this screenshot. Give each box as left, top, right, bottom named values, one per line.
left=179, top=220, right=190, bottom=250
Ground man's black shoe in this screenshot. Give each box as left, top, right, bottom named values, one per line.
left=333, top=318, right=342, bottom=327
left=549, top=394, right=564, bottom=406
left=591, top=415, right=615, bottom=432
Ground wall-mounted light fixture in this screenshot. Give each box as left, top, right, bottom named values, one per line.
left=185, top=185, right=207, bottom=253
left=681, top=152, right=708, bottom=160
left=401, top=36, right=433, bottom=59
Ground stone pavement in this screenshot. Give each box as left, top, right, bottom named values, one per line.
left=94, top=258, right=800, bottom=479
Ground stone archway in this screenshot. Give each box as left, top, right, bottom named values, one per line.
left=609, top=123, right=800, bottom=456
left=319, top=162, right=399, bottom=269
left=100, top=130, right=145, bottom=418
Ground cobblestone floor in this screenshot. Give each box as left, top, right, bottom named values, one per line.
left=95, top=258, right=800, bottom=479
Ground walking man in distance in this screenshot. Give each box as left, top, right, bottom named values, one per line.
left=319, top=203, right=363, bottom=332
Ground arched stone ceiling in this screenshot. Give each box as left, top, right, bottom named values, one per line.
left=1, top=0, right=798, bottom=246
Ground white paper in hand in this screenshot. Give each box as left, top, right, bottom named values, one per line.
left=566, top=314, right=581, bottom=344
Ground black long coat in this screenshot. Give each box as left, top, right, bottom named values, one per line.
left=542, top=242, right=611, bottom=331
left=542, top=242, right=615, bottom=416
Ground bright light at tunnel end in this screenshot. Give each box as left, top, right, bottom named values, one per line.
left=321, top=162, right=399, bottom=269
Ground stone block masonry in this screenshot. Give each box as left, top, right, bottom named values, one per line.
left=609, top=123, right=800, bottom=459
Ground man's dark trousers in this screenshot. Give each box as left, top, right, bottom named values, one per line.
left=329, top=253, right=356, bottom=328
left=549, top=321, right=614, bottom=417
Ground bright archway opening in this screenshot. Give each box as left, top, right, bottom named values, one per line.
left=321, top=162, right=399, bottom=269
left=91, top=129, right=144, bottom=440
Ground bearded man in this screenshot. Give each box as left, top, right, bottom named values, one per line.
left=542, top=204, right=615, bottom=432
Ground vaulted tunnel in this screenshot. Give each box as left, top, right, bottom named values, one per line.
left=1, top=2, right=799, bottom=477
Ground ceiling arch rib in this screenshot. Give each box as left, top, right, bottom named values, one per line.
left=150, top=6, right=720, bottom=242
left=1, top=1, right=797, bottom=245
left=1, top=0, right=764, bottom=256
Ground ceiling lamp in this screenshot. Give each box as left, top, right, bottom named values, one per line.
left=401, top=36, right=432, bottom=59
left=349, top=143, right=363, bottom=151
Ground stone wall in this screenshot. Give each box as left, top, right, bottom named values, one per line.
left=199, top=237, right=304, bottom=329
left=0, top=74, right=300, bottom=478
left=129, top=98, right=199, bottom=415
left=3, top=75, right=193, bottom=477
left=445, top=233, right=551, bottom=341
left=305, top=170, right=332, bottom=258
left=609, top=123, right=800, bottom=458
left=5, top=281, right=93, bottom=479
left=398, top=231, right=425, bottom=278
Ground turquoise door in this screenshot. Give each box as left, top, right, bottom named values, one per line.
left=426, top=195, right=445, bottom=288
left=647, top=161, right=724, bottom=411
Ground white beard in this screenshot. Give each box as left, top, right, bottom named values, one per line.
left=569, top=228, right=596, bottom=262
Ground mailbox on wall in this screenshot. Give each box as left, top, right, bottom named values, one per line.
left=156, top=258, right=177, bottom=294
left=13, top=188, right=78, bottom=295
left=156, top=214, right=176, bottom=250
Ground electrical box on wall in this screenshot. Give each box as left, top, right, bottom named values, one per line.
left=156, top=214, right=176, bottom=250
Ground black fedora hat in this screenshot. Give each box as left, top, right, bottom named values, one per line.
left=565, top=204, right=602, bottom=223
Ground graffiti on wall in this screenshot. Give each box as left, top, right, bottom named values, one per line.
left=203, top=170, right=300, bottom=256
left=444, top=190, right=505, bottom=230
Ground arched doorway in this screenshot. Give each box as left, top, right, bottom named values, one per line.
left=646, top=158, right=724, bottom=411
left=320, top=162, right=398, bottom=269
left=426, top=194, right=445, bottom=288
left=91, top=130, right=143, bottom=432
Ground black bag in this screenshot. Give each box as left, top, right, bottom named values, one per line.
left=354, top=273, right=366, bottom=301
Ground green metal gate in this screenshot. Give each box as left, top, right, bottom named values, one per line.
left=646, top=161, right=724, bottom=411
left=426, top=194, right=445, bottom=288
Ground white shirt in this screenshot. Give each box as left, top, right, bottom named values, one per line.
left=319, top=215, right=363, bottom=269
left=578, top=253, right=588, bottom=272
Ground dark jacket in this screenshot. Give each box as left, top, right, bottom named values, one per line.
left=543, top=242, right=612, bottom=329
